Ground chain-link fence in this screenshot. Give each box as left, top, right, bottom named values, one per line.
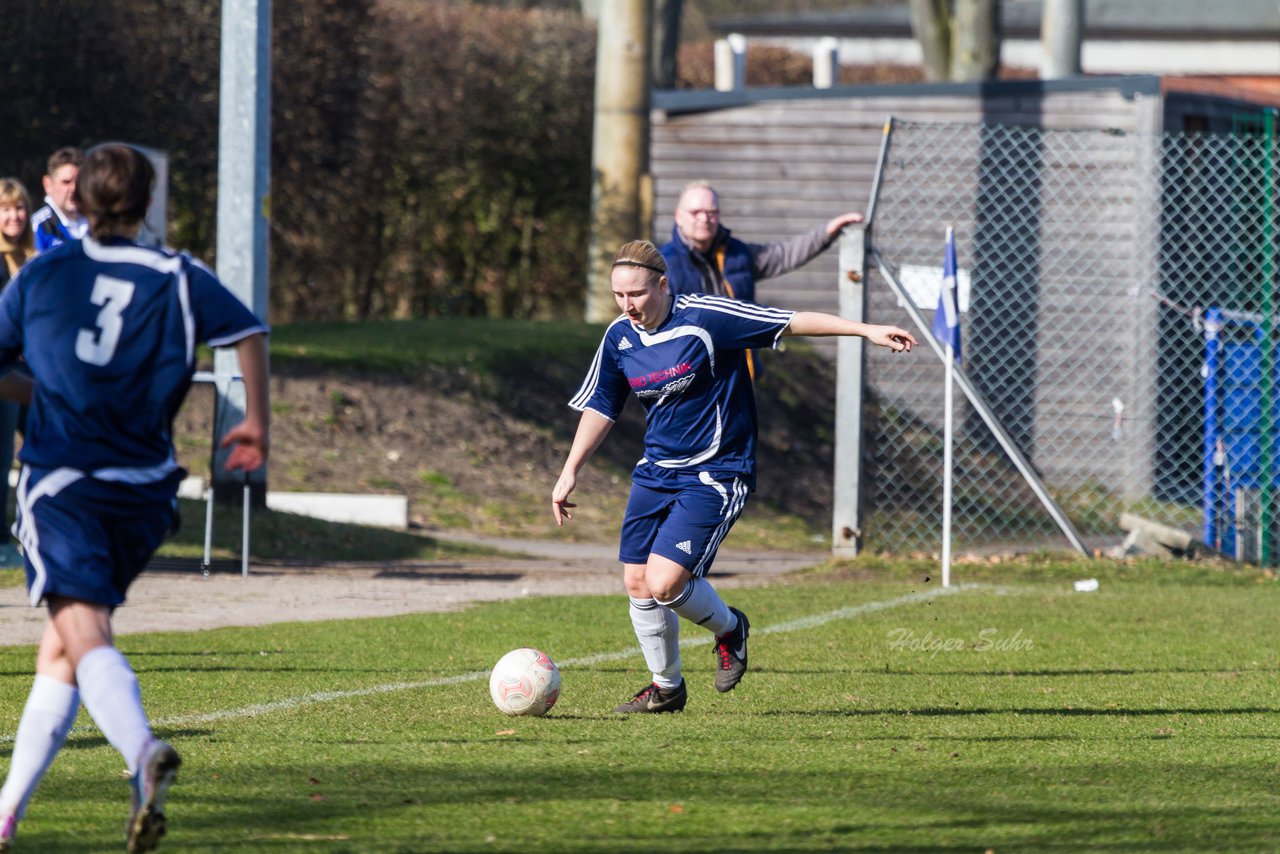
left=861, top=117, right=1279, bottom=560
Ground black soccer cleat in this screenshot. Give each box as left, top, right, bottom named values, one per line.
left=713, top=607, right=750, bottom=693
left=126, top=739, right=181, bottom=853
left=613, top=680, right=687, bottom=714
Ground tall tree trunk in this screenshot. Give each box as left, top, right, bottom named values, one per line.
left=653, top=0, right=681, bottom=89
left=911, top=0, right=1001, bottom=82
left=950, top=0, right=1000, bottom=81
left=908, top=0, right=951, bottom=82
left=585, top=0, right=652, bottom=322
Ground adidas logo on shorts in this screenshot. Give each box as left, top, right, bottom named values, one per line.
left=618, top=338, right=633, bottom=351
left=676, top=540, right=693, bottom=555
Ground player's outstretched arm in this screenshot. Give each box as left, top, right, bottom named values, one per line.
left=552, top=409, right=614, bottom=526
left=221, top=333, right=271, bottom=472
left=784, top=312, right=916, bottom=352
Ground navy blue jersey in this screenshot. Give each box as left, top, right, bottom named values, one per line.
left=0, top=236, right=268, bottom=480
left=32, top=202, right=88, bottom=252
left=570, top=293, right=794, bottom=488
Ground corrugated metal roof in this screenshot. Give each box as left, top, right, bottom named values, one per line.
left=712, top=0, right=1280, bottom=41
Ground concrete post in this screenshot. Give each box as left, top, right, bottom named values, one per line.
left=214, top=0, right=270, bottom=502
left=833, top=228, right=868, bottom=557
left=813, top=36, right=839, bottom=89
left=714, top=33, right=746, bottom=92
left=1040, top=0, right=1084, bottom=79
left=585, top=0, right=653, bottom=323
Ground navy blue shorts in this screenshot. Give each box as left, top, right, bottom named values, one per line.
left=14, top=467, right=179, bottom=608
left=618, top=473, right=749, bottom=576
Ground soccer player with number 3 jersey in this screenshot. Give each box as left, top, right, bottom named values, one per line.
left=0, top=144, right=269, bottom=853
left=552, top=239, right=914, bottom=713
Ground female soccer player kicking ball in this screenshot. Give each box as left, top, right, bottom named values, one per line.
left=552, top=239, right=913, bottom=713
left=0, top=144, right=269, bottom=852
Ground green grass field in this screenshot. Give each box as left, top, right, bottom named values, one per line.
left=1, top=559, right=1276, bottom=852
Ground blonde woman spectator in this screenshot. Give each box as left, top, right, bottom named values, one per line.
left=0, top=178, right=35, bottom=558
left=0, top=178, right=35, bottom=287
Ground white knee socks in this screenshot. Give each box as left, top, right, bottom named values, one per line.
left=628, top=597, right=682, bottom=689
left=655, top=577, right=737, bottom=637
left=0, top=675, right=79, bottom=819
left=75, top=647, right=152, bottom=774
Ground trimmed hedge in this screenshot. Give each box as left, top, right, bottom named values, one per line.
left=1, top=1, right=912, bottom=321
left=1, top=1, right=595, bottom=321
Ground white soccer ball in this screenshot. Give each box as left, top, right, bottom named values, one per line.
left=488, top=648, right=561, bottom=716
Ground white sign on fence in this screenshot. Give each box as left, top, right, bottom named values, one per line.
left=898, top=263, right=972, bottom=312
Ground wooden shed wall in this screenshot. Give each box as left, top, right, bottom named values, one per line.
left=651, top=85, right=1158, bottom=329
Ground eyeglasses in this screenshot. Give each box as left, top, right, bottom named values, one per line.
left=681, top=209, right=719, bottom=221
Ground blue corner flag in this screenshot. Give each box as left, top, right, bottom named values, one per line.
left=931, top=226, right=961, bottom=363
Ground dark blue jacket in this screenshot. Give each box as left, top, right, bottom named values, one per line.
left=659, top=225, right=759, bottom=302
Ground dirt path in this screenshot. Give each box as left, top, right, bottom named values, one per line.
left=0, top=535, right=826, bottom=647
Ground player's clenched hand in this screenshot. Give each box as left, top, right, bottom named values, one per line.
left=551, top=473, right=577, bottom=527
left=221, top=420, right=269, bottom=472
left=867, top=325, right=916, bottom=352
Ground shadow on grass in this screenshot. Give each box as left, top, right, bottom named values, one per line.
left=845, top=733, right=1280, bottom=743
left=158, top=498, right=510, bottom=564
left=19, top=760, right=1280, bottom=853
left=746, top=666, right=1280, bottom=678
left=762, top=705, right=1280, bottom=717
left=143, top=557, right=526, bottom=585
left=867, top=666, right=1280, bottom=677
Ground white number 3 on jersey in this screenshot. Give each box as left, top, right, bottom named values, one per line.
left=76, top=275, right=136, bottom=366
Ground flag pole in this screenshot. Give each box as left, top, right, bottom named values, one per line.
left=943, top=335, right=954, bottom=587
left=941, top=224, right=955, bottom=588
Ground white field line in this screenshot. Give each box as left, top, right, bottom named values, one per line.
left=1, top=583, right=988, bottom=741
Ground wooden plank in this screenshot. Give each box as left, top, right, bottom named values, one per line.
left=649, top=161, right=884, bottom=181
left=651, top=180, right=873, bottom=200
left=657, top=126, right=888, bottom=146
left=650, top=145, right=886, bottom=166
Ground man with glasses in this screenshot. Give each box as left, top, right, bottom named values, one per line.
left=658, top=180, right=863, bottom=304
